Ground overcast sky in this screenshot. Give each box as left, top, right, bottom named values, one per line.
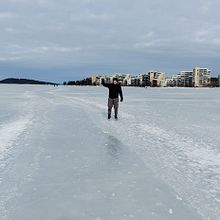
left=0, top=0, right=220, bottom=82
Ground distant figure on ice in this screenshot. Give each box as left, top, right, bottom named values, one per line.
left=102, top=78, right=123, bottom=120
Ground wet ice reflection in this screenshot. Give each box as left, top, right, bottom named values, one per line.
left=105, top=135, right=122, bottom=160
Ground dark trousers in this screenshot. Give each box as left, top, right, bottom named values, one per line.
left=108, top=98, right=119, bottom=116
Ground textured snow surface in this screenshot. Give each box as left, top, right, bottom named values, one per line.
left=0, top=85, right=220, bottom=220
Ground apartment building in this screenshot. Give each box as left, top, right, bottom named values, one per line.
left=149, top=71, right=166, bottom=87
left=193, top=67, right=211, bottom=87
left=176, top=71, right=193, bottom=87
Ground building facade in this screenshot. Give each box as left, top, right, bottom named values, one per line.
left=149, top=71, right=166, bottom=87
left=176, top=71, right=193, bottom=87
left=193, top=67, right=211, bottom=87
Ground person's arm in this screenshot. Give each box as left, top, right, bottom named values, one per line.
left=101, top=79, right=110, bottom=88
left=119, top=85, right=123, bottom=102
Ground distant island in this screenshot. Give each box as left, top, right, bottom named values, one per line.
left=0, top=78, right=58, bottom=85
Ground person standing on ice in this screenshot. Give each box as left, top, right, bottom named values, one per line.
left=102, top=78, right=123, bottom=120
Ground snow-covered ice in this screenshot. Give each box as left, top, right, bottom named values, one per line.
left=0, top=85, right=220, bottom=220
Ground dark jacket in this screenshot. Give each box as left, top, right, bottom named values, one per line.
left=102, top=81, right=123, bottom=101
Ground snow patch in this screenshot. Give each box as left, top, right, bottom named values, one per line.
left=0, top=116, right=32, bottom=161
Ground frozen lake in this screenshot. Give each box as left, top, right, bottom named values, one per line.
left=0, top=85, right=220, bottom=220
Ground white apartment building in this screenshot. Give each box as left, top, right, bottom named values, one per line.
left=149, top=71, right=166, bottom=87
left=176, top=71, right=193, bottom=87
left=193, top=67, right=211, bottom=87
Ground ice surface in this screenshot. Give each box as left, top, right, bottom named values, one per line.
left=0, top=85, right=220, bottom=220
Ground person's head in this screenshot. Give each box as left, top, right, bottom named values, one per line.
left=113, top=78, right=118, bottom=85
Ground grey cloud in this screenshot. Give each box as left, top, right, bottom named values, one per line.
left=0, top=0, right=220, bottom=81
